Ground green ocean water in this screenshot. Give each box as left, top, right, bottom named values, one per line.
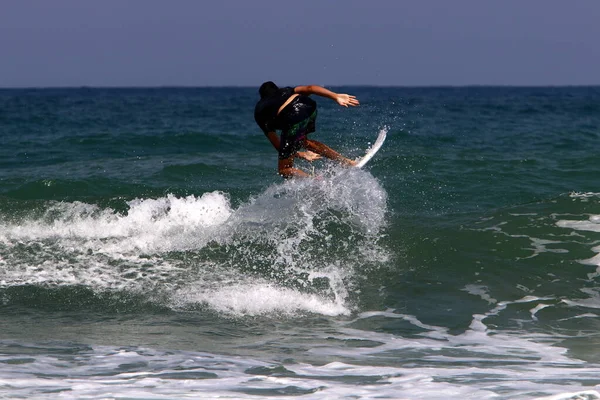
left=1, top=86, right=600, bottom=399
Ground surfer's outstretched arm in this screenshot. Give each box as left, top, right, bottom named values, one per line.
left=294, top=85, right=360, bottom=108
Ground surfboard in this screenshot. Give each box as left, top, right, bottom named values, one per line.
left=355, top=129, right=387, bottom=168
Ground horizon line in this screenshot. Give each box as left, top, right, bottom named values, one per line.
left=1, top=83, right=600, bottom=90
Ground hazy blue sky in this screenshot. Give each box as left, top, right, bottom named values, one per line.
left=1, top=0, right=598, bottom=87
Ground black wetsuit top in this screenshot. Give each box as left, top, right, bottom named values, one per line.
left=254, top=86, right=296, bottom=135
left=255, top=87, right=318, bottom=159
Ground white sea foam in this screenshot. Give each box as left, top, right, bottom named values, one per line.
left=2, top=297, right=600, bottom=400
left=174, top=281, right=350, bottom=316
left=569, top=192, right=600, bottom=201
left=557, top=216, right=600, bottom=233
left=557, top=213, right=600, bottom=285
left=0, top=192, right=233, bottom=253
left=462, top=284, right=498, bottom=304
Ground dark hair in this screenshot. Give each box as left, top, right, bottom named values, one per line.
left=259, top=81, right=279, bottom=99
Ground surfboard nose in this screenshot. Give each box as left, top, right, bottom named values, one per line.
left=355, top=128, right=388, bottom=168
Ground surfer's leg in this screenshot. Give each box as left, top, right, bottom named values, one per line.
left=278, top=125, right=311, bottom=178
left=278, top=156, right=309, bottom=178
left=278, top=133, right=309, bottom=178
left=305, top=139, right=357, bottom=167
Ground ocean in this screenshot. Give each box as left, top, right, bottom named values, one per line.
left=1, top=86, right=600, bottom=399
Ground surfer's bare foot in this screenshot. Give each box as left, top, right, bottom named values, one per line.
left=296, top=151, right=321, bottom=162
left=342, top=158, right=357, bottom=167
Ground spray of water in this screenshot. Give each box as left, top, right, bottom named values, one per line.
left=0, top=164, right=388, bottom=316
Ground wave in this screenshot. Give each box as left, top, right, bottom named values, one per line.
left=0, top=167, right=389, bottom=317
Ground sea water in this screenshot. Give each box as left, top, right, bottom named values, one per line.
left=1, top=86, right=600, bottom=399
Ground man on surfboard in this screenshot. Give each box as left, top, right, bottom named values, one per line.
left=254, top=82, right=359, bottom=178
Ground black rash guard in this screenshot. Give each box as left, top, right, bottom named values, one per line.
left=255, top=87, right=318, bottom=159
left=254, top=86, right=296, bottom=134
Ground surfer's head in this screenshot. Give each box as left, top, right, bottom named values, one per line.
left=259, top=81, right=279, bottom=99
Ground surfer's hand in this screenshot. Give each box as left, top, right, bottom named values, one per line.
left=335, top=94, right=360, bottom=107
left=296, top=151, right=321, bottom=162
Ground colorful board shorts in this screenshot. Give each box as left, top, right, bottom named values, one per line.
left=278, top=96, right=317, bottom=160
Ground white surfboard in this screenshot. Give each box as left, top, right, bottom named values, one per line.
left=355, top=129, right=387, bottom=168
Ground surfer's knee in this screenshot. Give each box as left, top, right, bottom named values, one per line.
left=278, top=167, right=294, bottom=178
left=278, top=161, right=309, bottom=178
left=278, top=157, right=294, bottom=178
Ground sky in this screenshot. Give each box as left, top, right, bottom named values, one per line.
left=1, top=0, right=599, bottom=87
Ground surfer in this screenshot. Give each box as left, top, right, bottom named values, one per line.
left=254, top=82, right=359, bottom=178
